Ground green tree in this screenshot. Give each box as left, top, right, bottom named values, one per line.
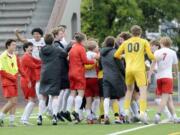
left=81, top=0, right=180, bottom=47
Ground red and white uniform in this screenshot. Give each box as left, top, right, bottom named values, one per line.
left=68, top=43, right=94, bottom=90
left=20, top=53, right=41, bottom=99
left=154, top=47, right=178, bottom=95
left=27, top=38, right=45, bottom=81
left=85, top=51, right=99, bottom=97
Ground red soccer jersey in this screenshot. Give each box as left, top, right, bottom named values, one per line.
left=21, top=53, right=41, bottom=82
left=68, top=43, right=94, bottom=90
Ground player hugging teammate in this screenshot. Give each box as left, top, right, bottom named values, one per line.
left=0, top=25, right=179, bottom=127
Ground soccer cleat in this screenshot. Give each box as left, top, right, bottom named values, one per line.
left=57, top=112, right=65, bottom=122
left=61, top=111, right=72, bottom=122
left=72, top=111, right=80, bottom=124
left=0, top=119, right=4, bottom=127
left=98, top=115, right=105, bottom=124
left=173, top=117, right=180, bottom=124
left=154, top=114, right=161, bottom=124
left=52, top=115, right=58, bottom=125
left=114, top=113, right=123, bottom=124
left=124, top=114, right=131, bottom=124
left=119, top=114, right=126, bottom=123
left=104, top=116, right=110, bottom=125
left=37, top=115, right=43, bottom=126
left=131, top=116, right=140, bottom=123
left=140, top=113, right=148, bottom=125
left=86, top=118, right=94, bottom=124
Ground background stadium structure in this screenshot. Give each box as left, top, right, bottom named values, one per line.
left=0, top=0, right=81, bottom=105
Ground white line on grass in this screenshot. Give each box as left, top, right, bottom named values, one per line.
left=107, top=120, right=168, bottom=135
left=107, top=124, right=155, bottom=135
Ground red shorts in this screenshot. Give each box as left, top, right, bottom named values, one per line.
left=156, top=78, right=173, bottom=95
left=21, top=79, right=36, bottom=100
left=69, top=76, right=86, bottom=90
left=2, top=85, right=18, bottom=98
left=85, top=78, right=99, bottom=97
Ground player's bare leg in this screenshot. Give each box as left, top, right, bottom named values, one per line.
left=124, top=84, right=134, bottom=123
left=167, top=95, right=180, bottom=123
left=154, top=94, right=169, bottom=124
left=0, top=97, right=17, bottom=127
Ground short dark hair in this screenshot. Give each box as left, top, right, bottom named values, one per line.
left=150, top=40, right=161, bottom=49
left=118, top=32, right=132, bottom=40
left=31, top=28, right=43, bottom=36
left=5, top=39, right=16, bottom=49
left=23, top=42, right=33, bottom=52
left=44, top=34, right=54, bottom=45
left=104, top=36, right=115, bottom=47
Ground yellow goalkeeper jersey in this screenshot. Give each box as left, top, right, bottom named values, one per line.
left=114, top=37, right=155, bottom=71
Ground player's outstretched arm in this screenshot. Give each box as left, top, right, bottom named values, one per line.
left=15, top=29, right=28, bottom=43
left=148, top=60, right=156, bottom=84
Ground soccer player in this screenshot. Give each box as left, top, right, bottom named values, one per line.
left=66, top=32, right=95, bottom=124
left=101, top=36, right=126, bottom=124
left=15, top=28, right=46, bottom=125
left=84, top=40, right=100, bottom=124
left=52, top=27, right=70, bottom=122
left=149, top=37, right=179, bottom=124
left=39, top=34, right=68, bottom=125
left=0, top=39, right=21, bottom=127
left=114, top=25, right=155, bottom=124
left=20, top=42, right=41, bottom=125
left=149, top=40, right=172, bottom=120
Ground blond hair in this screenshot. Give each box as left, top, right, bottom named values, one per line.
left=160, top=37, right=172, bottom=47
left=52, top=27, right=65, bottom=37
left=86, top=40, right=98, bottom=51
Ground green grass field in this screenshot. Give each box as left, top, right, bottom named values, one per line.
left=1, top=107, right=180, bottom=135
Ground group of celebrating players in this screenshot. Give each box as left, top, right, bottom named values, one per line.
left=0, top=24, right=179, bottom=127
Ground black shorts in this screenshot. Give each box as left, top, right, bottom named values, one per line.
left=103, top=79, right=125, bottom=99
left=98, top=79, right=103, bottom=97
left=60, top=78, right=70, bottom=90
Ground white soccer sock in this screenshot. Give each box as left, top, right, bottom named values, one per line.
left=131, top=101, right=139, bottom=117
left=58, top=90, right=64, bottom=112
left=75, top=96, right=83, bottom=114
left=47, top=95, right=53, bottom=111
left=119, top=97, right=125, bottom=116
left=0, top=112, right=5, bottom=120
left=155, top=98, right=172, bottom=119
left=38, top=99, right=46, bottom=116
left=164, top=106, right=172, bottom=119
left=62, top=89, right=70, bottom=112
left=35, top=81, right=40, bottom=100
left=86, top=109, right=92, bottom=120
left=104, top=98, right=110, bottom=117
left=21, top=102, right=35, bottom=121
left=66, top=95, right=74, bottom=112
left=91, top=98, right=100, bottom=117
left=52, top=98, right=59, bottom=116
left=79, top=109, right=84, bottom=120
left=9, top=115, right=15, bottom=123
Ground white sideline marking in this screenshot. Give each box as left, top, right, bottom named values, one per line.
left=107, top=120, right=168, bottom=135
left=107, top=124, right=155, bottom=135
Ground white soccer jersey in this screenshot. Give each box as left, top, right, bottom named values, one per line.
left=27, top=38, right=45, bottom=59
left=154, top=47, right=178, bottom=79
left=85, top=51, right=97, bottom=78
